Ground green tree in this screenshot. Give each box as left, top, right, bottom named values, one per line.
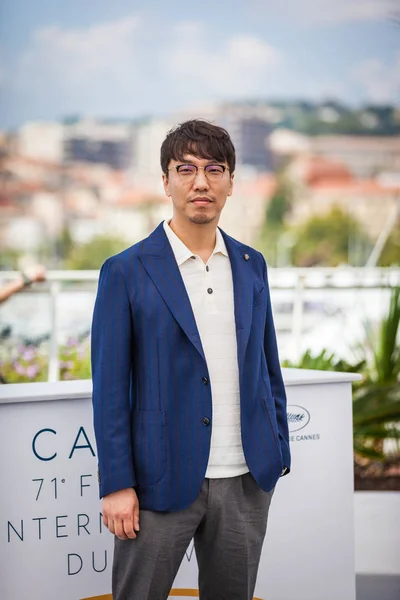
left=65, top=235, right=129, bottom=270
left=256, top=176, right=293, bottom=266
left=379, top=223, right=400, bottom=266
left=56, top=226, right=75, bottom=262
left=0, top=248, right=21, bottom=270
left=291, top=206, right=371, bottom=267
left=265, top=178, right=292, bottom=227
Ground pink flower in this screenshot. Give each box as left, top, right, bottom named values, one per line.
left=61, top=360, right=74, bottom=370
left=22, top=348, right=36, bottom=361
left=26, top=365, right=39, bottom=379
left=14, top=362, right=26, bottom=375
left=77, top=347, right=88, bottom=359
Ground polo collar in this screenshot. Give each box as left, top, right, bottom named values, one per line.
left=163, top=219, right=228, bottom=266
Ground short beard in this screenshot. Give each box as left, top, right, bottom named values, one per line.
left=189, top=214, right=216, bottom=225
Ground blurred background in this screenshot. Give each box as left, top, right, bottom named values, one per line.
left=1, top=0, right=400, bottom=495
left=0, top=1, right=400, bottom=597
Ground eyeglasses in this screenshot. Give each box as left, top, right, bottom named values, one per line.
left=169, top=164, right=229, bottom=182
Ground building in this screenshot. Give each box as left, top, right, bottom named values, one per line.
left=176, top=102, right=274, bottom=172
left=18, top=122, right=65, bottom=163
left=217, top=104, right=274, bottom=171
left=219, top=173, right=276, bottom=244
left=100, top=187, right=170, bottom=244
left=309, top=135, right=400, bottom=178
left=269, top=129, right=311, bottom=157
left=64, top=120, right=134, bottom=171
left=130, top=118, right=173, bottom=187
left=285, top=155, right=400, bottom=240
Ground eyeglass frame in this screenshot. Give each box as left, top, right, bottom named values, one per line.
left=168, top=163, right=230, bottom=182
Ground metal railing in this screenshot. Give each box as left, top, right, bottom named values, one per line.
left=1, top=267, right=400, bottom=381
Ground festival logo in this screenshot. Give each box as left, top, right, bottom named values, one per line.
left=286, top=405, right=311, bottom=432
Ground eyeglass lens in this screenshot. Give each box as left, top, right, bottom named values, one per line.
left=176, top=165, right=225, bottom=180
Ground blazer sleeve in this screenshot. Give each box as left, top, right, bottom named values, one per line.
left=260, top=254, right=291, bottom=474
left=91, top=257, right=136, bottom=497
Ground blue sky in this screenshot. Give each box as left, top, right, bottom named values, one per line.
left=0, top=0, right=399, bottom=129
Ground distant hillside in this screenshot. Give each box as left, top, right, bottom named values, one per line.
left=227, top=100, right=400, bottom=136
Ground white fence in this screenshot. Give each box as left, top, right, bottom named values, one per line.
left=1, top=267, right=400, bottom=381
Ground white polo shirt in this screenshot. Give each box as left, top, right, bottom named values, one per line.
left=163, top=219, right=248, bottom=478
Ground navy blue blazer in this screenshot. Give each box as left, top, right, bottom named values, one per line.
left=91, top=222, right=290, bottom=511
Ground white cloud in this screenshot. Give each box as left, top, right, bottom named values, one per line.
left=1, top=10, right=397, bottom=128
left=304, top=0, right=392, bottom=25
left=5, top=16, right=282, bottom=122
left=351, top=53, right=400, bottom=103
left=9, top=15, right=144, bottom=117
left=162, top=22, right=282, bottom=99
left=250, top=0, right=394, bottom=26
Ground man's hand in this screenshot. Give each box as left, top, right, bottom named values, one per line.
left=24, top=265, right=46, bottom=283
left=102, top=488, right=140, bottom=540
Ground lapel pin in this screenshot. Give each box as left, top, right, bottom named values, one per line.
left=244, top=253, right=250, bottom=261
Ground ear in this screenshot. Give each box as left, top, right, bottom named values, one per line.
left=227, top=172, right=234, bottom=197
left=162, top=173, right=170, bottom=197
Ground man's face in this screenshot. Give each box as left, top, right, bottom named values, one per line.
left=162, top=154, right=234, bottom=226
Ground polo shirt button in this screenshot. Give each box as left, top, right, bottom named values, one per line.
left=207, top=288, right=213, bottom=294
left=202, top=376, right=209, bottom=385
left=202, top=417, right=210, bottom=426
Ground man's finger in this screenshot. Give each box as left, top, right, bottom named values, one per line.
left=133, top=504, right=140, bottom=531
left=103, top=514, right=109, bottom=530
left=114, top=519, right=128, bottom=541
left=123, top=518, right=137, bottom=539
left=107, top=519, right=115, bottom=535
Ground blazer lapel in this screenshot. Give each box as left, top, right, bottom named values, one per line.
left=220, top=230, right=254, bottom=372
left=139, top=223, right=206, bottom=362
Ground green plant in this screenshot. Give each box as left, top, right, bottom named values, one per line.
left=0, top=344, right=48, bottom=383
left=379, top=223, right=400, bottom=266
left=65, top=235, right=129, bottom=270
left=353, top=382, right=400, bottom=459
left=352, top=287, right=400, bottom=459
left=59, top=336, right=91, bottom=380
left=282, top=348, right=365, bottom=373
left=1, top=337, right=91, bottom=383
left=284, top=288, right=400, bottom=463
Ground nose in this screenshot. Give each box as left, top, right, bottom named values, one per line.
left=193, top=168, right=209, bottom=191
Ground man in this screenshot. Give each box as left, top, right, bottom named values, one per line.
left=91, top=120, right=290, bottom=600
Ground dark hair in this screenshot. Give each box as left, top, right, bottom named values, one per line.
left=161, top=119, right=236, bottom=177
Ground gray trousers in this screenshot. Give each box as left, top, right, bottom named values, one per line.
left=112, top=473, right=274, bottom=600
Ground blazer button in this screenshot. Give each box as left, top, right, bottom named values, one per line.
left=202, top=417, right=210, bottom=426
left=202, top=376, right=209, bottom=385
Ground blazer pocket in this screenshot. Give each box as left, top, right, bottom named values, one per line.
left=253, top=285, right=266, bottom=308
left=262, top=398, right=284, bottom=468
left=132, top=410, right=167, bottom=487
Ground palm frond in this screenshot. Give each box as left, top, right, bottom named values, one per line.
left=372, top=287, right=400, bottom=382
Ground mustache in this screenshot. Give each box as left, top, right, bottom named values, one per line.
left=188, top=196, right=215, bottom=202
